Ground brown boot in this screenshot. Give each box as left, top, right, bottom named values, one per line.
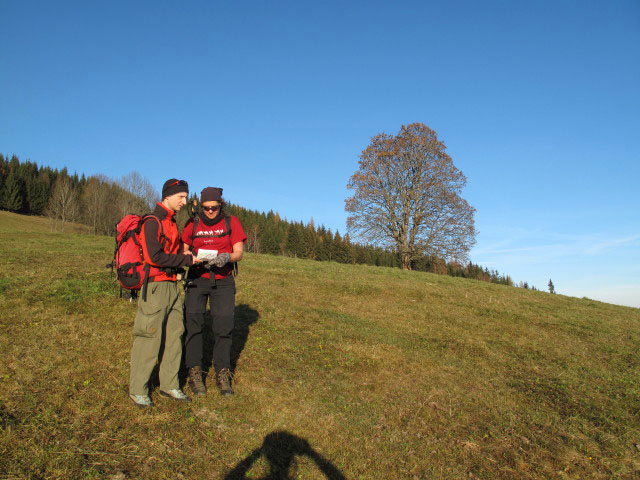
left=188, top=366, right=206, bottom=396
left=216, top=368, right=234, bottom=396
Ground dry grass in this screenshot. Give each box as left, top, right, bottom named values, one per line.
left=0, top=211, right=92, bottom=235
left=1, top=211, right=639, bottom=479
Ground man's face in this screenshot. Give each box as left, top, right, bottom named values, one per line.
left=201, top=201, right=221, bottom=219
left=165, top=192, right=188, bottom=212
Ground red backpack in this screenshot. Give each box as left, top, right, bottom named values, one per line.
left=110, top=214, right=162, bottom=299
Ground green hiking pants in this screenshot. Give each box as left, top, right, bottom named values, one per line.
left=129, top=281, right=184, bottom=396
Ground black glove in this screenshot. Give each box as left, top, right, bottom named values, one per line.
left=212, top=252, right=231, bottom=268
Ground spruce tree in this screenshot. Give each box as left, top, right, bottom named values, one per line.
left=260, top=222, right=279, bottom=255
left=8, top=154, right=20, bottom=172
left=548, top=279, right=555, bottom=294
left=286, top=223, right=301, bottom=257
left=3, top=170, right=24, bottom=212
left=342, top=233, right=356, bottom=264
left=303, top=224, right=317, bottom=259
left=324, top=230, right=335, bottom=261
left=26, top=175, right=49, bottom=215
left=332, top=231, right=351, bottom=263
left=0, top=154, right=6, bottom=204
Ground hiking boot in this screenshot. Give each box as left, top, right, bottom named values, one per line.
left=188, top=366, right=206, bottom=396
left=159, top=389, right=192, bottom=403
left=216, top=368, right=234, bottom=396
left=129, top=393, right=154, bottom=408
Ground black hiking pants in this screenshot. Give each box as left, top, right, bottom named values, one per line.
left=184, top=275, right=235, bottom=373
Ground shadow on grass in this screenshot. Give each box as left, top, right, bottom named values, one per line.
left=224, top=431, right=346, bottom=480
left=0, top=404, right=17, bottom=429
left=174, top=303, right=259, bottom=390
left=201, top=303, right=259, bottom=372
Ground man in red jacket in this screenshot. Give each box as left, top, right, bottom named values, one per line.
left=182, top=187, right=246, bottom=396
left=129, top=179, right=201, bottom=408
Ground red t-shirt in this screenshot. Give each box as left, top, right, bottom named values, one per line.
left=182, top=215, right=246, bottom=279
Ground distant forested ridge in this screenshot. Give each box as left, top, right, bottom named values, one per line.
left=0, top=154, right=515, bottom=286
left=0, top=154, right=157, bottom=235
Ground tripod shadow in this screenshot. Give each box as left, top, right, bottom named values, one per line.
left=201, top=303, right=260, bottom=373
left=224, top=431, right=346, bottom=480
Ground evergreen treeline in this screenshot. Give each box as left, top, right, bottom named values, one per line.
left=1, top=153, right=65, bottom=216
left=221, top=202, right=514, bottom=286
left=0, top=154, right=155, bottom=234
left=1, top=153, right=515, bottom=286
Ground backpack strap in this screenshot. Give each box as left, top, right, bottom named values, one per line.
left=141, top=264, right=151, bottom=302
left=190, top=216, right=200, bottom=249
left=225, top=215, right=232, bottom=236
left=225, top=216, right=238, bottom=276
left=139, top=214, right=167, bottom=301
left=141, top=214, right=168, bottom=250
left=109, top=221, right=119, bottom=279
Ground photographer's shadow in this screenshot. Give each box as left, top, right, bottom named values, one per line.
left=202, top=303, right=259, bottom=373
left=224, top=431, right=346, bottom=480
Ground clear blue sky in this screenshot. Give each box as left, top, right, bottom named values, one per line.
left=1, top=1, right=638, bottom=307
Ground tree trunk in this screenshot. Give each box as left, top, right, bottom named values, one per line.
left=401, top=252, right=412, bottom=270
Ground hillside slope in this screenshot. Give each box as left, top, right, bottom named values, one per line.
left=0, top=213, right=639, bottom=479
left=0, top=210, right=91, bottom=234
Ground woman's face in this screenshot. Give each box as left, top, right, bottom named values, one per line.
left=201, top=201, right=221, bottom=219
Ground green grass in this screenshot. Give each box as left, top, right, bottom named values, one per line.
left=1, top=211, right=639, bottom=479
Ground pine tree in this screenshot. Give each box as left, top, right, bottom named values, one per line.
left=314, top=235, right=326, bottom=262
left=26, top=175, right=49, bottom=215
left=324, top=230, right=335, bottom=261
left=332, top=231, right=352, bottom=263
left=260, top=221, right=280, bottom=255
left=8, top=154, right=20, bottom=172
left=342, top=233, right=356, bottom=264
left=548, top=279, right=555, bottom=294
left=286, top=222, right=307, bottom=258
left=0, top=154, right=6, bottom=204
left=303, top=224, right=317, bottom=259
left=296, top=222, right=310, bottom=258
left=2, top=170, right=23, bottom=212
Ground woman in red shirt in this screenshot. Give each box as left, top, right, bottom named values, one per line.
left=182, top=187, right=246, bottom=396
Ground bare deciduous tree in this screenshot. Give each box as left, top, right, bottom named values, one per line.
left=346, top=122, right=476, bottom=270
left=81, top=175, right=112, bottom=234
left=247, top=223, right=261, bottom=254
left=46, top=176, right=79, bottom=232
left=118, top=171, right=159, bottom=215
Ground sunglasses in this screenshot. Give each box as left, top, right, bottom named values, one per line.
left=169, top=179, right=188, bottom=187
left=202, top=205, right=221, bottom=212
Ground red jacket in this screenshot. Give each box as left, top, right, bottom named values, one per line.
left=141, top=203, right=192, bottom=282
left=182, top=214, right=246, bottom=280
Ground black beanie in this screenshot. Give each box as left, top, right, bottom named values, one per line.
left=200, top=187, right=223, bottom=203
left=162, top=179, right=189, bottom=199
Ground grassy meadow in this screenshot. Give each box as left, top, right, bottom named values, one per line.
left=0, top=210, right=639, bottom=479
